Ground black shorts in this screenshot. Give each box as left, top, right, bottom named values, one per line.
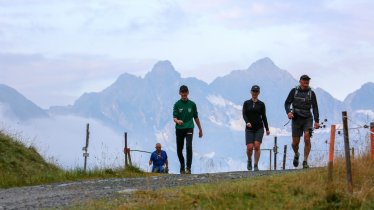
left=292, top=117, right=313, bottom=137
left=245, top=129, right=264, bottom=145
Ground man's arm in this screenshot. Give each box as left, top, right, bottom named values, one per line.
left=193, top=103, right=203, bottom=138
left=173, top=103, right=183, bottom=125
left=285, top=88, right=295, bottom=119
left=194, top=117, right=203, bottom=138
left=149, top=154, right=152, bottom=166
left=311, top=91, right=319, bottom=123
left=164, top=151, right=168, bottom=167
left=174, top=117, right=183, bottom=125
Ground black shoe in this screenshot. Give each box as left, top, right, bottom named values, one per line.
left=254, top=164, right=259, bottom=171
left=247, top=160, right=252, bottom=171
left=302, top=161, right=309, bottom=169
left=185, top=169, right=191, bottom=174
left=180, top=168, right=185, bottom=174
left=293, top=152, right=300, bottom=167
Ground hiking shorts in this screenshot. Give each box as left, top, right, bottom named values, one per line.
left=245, top=129, right=264, bottom=145
left=292, top=117, right=313, bottom=137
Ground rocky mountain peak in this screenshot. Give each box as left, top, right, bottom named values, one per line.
left=145, top=60, right=181, bottom=80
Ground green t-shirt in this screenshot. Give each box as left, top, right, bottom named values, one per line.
left=173, top=99, right=198, bottom=129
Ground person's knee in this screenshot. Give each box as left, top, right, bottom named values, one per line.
left=292, top=137, right=300, bottom=144
left=254, top=144, right=261, bottom=151
left=304, top=130, right=311, bottom=138
left=247, top=144, right=254, bottom=151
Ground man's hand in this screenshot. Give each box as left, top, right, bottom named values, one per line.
left=149, top=160, right=152, bottom=166
left=176, top=120, right=184, bottom=125
left=199, top=129, right=203, bottom=138
left=314, top=122, right=320, bottom=129
left=246, top=122, right=252, bottom=128
left=266, top=130, right=270, bottom=136
left=287, top=112, right=294, bottom=119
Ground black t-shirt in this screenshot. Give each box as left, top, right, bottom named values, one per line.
left=242, top=99, right=269, bottom=131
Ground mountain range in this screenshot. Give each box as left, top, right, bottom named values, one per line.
left=1, top=57, right=373, bottom=172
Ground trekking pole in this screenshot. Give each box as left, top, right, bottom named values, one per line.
left=283, top=119, right=291, bottom=127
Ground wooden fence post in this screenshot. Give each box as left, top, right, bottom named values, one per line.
left=282, top=145, right=287, bottom=170
left=269, top=149, right=272, bottom=171
left=128, top=149, right=132, bottom=166
left=328, top=124, right=336, bottom=182
left=274, top=136, right=278, bottom=170
left=342, top=111, right=353, bottom=194
left=351, top=147, right=354, bottom=160
left=83, top=123, right=90, bottom=172
left=371, top=122, right=374, bottom=163
left=124, top=132, right=128, bottom=167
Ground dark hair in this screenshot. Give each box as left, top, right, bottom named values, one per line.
left=179, top=85, right=189, bottom=92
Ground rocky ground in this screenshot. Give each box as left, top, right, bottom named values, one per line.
left=0, top=170, right=298, bottom=209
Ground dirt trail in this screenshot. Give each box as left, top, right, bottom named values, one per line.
left=0, top=170, right=297, bottom=209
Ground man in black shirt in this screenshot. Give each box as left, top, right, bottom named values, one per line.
left=242, top=85, right=270, bottom=171
left=284, top=75, right=320, bottom=169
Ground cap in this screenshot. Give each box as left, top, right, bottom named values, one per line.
left=251, top=85, right=260, bottom=92
left=179, top=85, right=189, bottom=92
left=300, top=74, right=311, bottom=81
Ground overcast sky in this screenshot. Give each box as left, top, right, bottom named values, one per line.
left=0, top=0, right=373, bottom=108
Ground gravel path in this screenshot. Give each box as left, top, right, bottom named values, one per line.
left=0, top=170, right=298, bottom=209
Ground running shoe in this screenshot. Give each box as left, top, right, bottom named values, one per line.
left=293, top=152, right=300, bottom=167
left=302, top=161, right=309, bottom=169
left=247, top=160, right=252, bottom=171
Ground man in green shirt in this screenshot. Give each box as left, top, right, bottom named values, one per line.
left=173, top=85, right=203, bottom=174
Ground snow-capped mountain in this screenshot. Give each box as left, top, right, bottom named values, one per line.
left=344, top=82, right=374, bottom=123
left=1, top=58, right=372, bottom=173
left=345, top=82, right=374, bottom=111
left=53, top=58, right=346, bottom=131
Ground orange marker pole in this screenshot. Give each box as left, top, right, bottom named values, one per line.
left=371, top=122, right=374, bottom=163
left=328, top=124, right=336, bottom=181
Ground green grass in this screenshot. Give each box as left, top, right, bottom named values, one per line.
left=77, top=155, right=374, bottom=210
left=0, top=131, right=146, bottom=188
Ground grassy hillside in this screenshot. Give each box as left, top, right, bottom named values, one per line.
left=0, top=131, right=145, bottom=188
left=80, top=155, right=374, bottom=209
left=0, top=131, right=62, bottom=187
